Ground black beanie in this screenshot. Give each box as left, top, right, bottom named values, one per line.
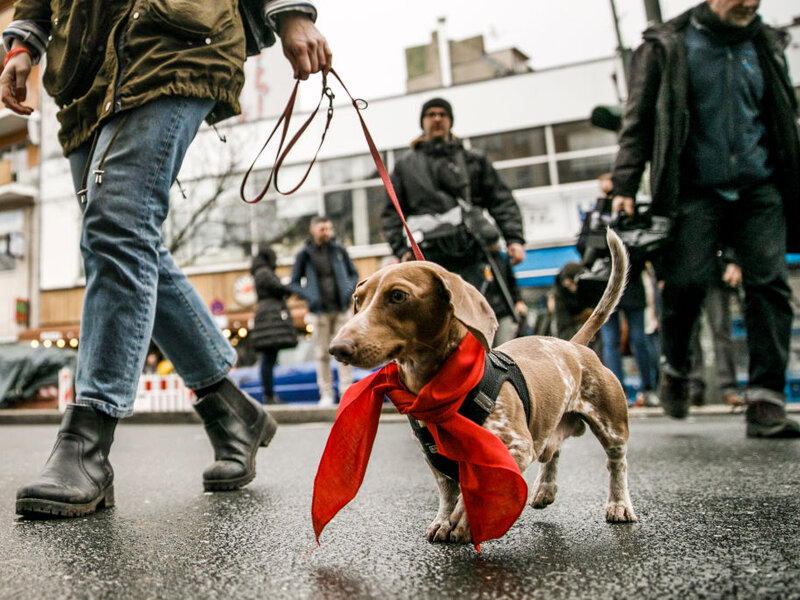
left=420, top=97, right=453, bottom=128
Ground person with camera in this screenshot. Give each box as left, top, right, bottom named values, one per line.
left=610, top=0, right=799, bottom=437
left=380, top=98, right=525, bottom=301
left=579, top=176, right=659, bottom=406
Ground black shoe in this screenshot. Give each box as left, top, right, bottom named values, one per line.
left=194, top=377, right=278, bottom=491
left=658, top=369, right=689, bottom=419
left=745, top=402, right=800, bottom=439
left=16, top=405, right=117, bottom=518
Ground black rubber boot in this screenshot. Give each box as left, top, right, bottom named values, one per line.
left=194, top=377, right=278, bottom=491
left=16, top=404, right=117, bottom=518
left=658, top=367, right=689, bottom=419
left=745, top=402, right=800, bottom=439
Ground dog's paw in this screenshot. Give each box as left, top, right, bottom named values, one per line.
left=449, top=523, right=473, bottom=544
left=427, top=519, right=453, bottom=543
left=530, top=483, right=558, bottom=509
left=605, top=501, right=638, bottom=523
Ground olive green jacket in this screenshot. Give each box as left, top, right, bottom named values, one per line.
left=14, top=0, right=251, bottom=155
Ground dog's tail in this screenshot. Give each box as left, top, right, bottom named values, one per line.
left=570, top=228, right=629, bottom=347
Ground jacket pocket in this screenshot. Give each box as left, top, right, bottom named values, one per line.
left=146, top=0, right=234, bottom=39
left=43, top=1, right=95, bottom=104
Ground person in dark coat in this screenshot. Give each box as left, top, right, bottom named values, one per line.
left=250, top=244, right=296, bottom=404
left=380, top=97, right=526, bottom=295
left=609, top=0, right=799, bottom=437
left=551, top=263, right=594, bottom=340
left=480, top=250, right=528, bottom=346
left=289, top=216, right=359, bottom=406
left=600, top=262, right=660, bottom=407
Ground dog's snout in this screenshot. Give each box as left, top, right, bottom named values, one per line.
left=329, top=339, right=356, bottom=363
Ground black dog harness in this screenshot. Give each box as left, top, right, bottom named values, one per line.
left=406, top=351, right=531, bottom=482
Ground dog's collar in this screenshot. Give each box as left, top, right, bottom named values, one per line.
left=408, top=350, right=531, bottom=481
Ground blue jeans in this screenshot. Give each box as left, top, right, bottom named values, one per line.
left=68, top=97, right=237, bottom=418
left=601, top=308, right=655, bottom=392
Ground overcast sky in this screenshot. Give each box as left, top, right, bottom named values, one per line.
left=310, top=0, right=799, bottom=103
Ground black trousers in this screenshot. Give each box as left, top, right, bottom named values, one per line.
left=260, top=349, right=279, bottom=401
left=661, top=181, right=793, bottom=397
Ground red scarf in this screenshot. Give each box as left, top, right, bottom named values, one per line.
left=312, top=333, right=527, bottom=548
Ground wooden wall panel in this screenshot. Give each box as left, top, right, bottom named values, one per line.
left=36, top=256, right=383, bottom=328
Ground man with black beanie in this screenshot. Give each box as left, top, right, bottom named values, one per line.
left=610, top=0, right=799, bottom=437
left=380, top=97, right=526, bottom=330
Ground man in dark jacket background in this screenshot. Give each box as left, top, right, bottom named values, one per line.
left=610, top=0, right=799, bottom=437
left=380, top=98, right=526, bottom=315
left=290, top=216, right=359, bottom=406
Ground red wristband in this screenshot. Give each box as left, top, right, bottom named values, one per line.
left=3, top=46, right=33, bottom=69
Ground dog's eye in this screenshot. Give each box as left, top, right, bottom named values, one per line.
left=352, top=295, right=360, bottom=312
left=389, top=289, right=408, bottom=303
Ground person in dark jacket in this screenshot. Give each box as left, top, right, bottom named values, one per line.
left=290, top=217, right=359, bottom=406
left=250, top=244, right=297, bottom=404
left=380, top=97, right=526, bottom=300
left=551, top=263, right=602, bottom=355
left=1, top=1, right=332, bottom=518
left=480, top=250, right=528, bottom=346
left=601, top=263, right=660, bottom=408
left=609, top=0, right=799, bottom=437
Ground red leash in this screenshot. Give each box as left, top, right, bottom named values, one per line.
left=240, top=68, right=425, bottom=261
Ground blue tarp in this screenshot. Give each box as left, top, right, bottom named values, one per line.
left=515, top=247, right=800, bottom=289
left=513, top=245, right=582, bottom=288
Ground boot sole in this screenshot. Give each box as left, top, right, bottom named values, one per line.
left=746, top=423, right=800, bottom=439
left=16, top=485, right=115, bottom=518
left=203, top=410, right=278, bottom=492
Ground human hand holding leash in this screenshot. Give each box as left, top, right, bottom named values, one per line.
left=276, top=12, right=332, bottom=80
left=0, top=41, right=34, bottom=116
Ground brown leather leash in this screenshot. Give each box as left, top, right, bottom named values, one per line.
left=240, top=68, right=425, bottom=261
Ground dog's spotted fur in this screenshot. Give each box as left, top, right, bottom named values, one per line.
left=329, top=229, right=637, bottom=544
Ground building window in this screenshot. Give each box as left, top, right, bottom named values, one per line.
left=0, top=209, right=24, bottom=271
left=496, top=163, right=551, bottom=190
left=469, top=127, right=547, bottom=162
left=556, top=154, right=616, bottom=184
left=324, top=185, right=387, bottom=247
left=320, top=153, right=381, bottom=186
left=552, top=120, right=617, bottom=153
left=253, top=193, right=319, bottom=258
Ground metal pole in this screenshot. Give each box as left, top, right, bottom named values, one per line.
left=608, top=0, right=630, bottom=84
left=643, top=0, right=663, bottom=24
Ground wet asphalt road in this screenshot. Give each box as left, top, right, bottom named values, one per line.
left=1, top=413, right=799, bottom=600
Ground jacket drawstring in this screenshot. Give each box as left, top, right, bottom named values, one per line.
left=77, top=113, right=129, bottom=205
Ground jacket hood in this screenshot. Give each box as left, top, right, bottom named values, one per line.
left=257, top=243, right=277, bottom=269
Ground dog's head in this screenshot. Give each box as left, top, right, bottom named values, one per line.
left=329, top=261, right=497, bottom=369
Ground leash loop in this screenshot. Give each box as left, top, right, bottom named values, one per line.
left=240, top=68, right=425, bottom=261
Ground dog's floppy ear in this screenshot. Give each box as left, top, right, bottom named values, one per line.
left=430, top=265, right=497, bottom=352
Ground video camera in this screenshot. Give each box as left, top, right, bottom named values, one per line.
left=575, top=196, right=671, bottom=307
